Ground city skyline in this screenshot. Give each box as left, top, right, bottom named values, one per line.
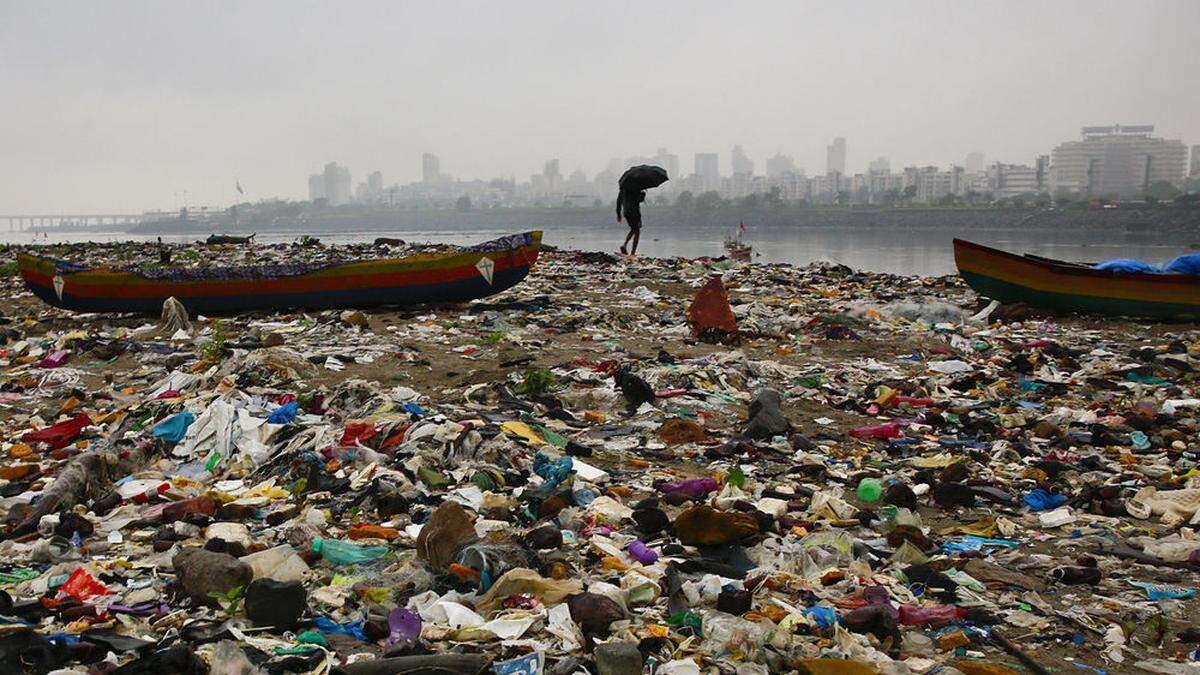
left=291, top=125, right=1192, bottom=212
left=2, top=1, right=1199, bottom=212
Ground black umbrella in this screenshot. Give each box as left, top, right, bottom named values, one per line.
left=619, top=165, right=669, bottom=191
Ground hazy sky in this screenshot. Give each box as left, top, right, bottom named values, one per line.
left=2, top=0, right=1197, bottom=213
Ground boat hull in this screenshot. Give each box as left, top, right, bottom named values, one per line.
left=953, top=238, right=1200, bottom=320
left=19, top=231, right=542, bottom=314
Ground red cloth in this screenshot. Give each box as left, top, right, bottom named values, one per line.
left=340, top=422, right=377, bottom=446
left=22, top=413, right=92, bottom=450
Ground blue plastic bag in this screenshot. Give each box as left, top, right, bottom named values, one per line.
left=1095, top=258, right=1158, bottom=274
left=152, top=412, right=194, bottom=443
left=1023, top=488, right=1067, bottom=511
left=803, top=606, right=837, bottom=629
left=268, top=401, right=299, bottom=424
left=532, top=452, right=574, bottom=489
left=1130, top=581, right=1196, bottom=600
left=311, top=616, right=368, bottom=641
left=1164, top=254, right=1200, bottom=275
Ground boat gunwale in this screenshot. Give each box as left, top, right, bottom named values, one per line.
left=952, top=238, right=1199, bottom=286
left=16, top=231, right=542, bottom=283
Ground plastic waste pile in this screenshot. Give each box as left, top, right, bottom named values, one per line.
left=3, top=239, right=1200, bottom=673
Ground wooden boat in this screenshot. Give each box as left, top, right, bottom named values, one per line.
left=724, top=241, right=752, bottom=261
left=953, top=238, right=1200, bottom=320
left=723, top=222, right=752, bottom=261
left=206, top=233, right=256, bottom=245
left=18, top=231, right=542, bottom=315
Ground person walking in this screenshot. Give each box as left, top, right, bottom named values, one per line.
left=616, top=164, right=669, bottom=257
left=617, top=186, right=646, bottom=256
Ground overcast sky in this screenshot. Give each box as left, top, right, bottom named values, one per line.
left=2, top=0, right=1197, bottom=213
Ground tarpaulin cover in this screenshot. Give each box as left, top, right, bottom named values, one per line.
left=1095, top=259, right=1158, bottom=274
left=1163, top=254, right=1200, bottom=276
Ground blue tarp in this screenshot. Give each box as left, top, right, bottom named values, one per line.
left=1095, top=259, right=1158, bottom=274
left=1164, top=254, right=1200, bottom=276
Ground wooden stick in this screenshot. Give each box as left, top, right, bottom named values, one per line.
left=991, top=628, right=1053, bottom=675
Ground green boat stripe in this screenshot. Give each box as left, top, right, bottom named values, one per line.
left=961, top=271, right=1200, bottom=320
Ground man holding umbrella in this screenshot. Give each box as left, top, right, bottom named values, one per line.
left=617, top=165, right=668, bottom=256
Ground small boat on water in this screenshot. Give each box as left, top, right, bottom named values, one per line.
left=723, top=222, right=752, bottom=261
left=953, top=238, right=1200, bottom=320
left=206, top=233, right=256, bottom=245
left=19, top=231, right=542, bottom=315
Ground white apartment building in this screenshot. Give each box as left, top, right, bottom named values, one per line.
left=1051, top=125, right=1187, bottom=197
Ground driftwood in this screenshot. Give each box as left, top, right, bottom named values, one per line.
left=7, top=419, right=148, bottom=539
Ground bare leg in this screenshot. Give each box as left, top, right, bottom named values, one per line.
left=621, top=227, right=633, bottom=254
left=629, top=230, right=640, bottom=256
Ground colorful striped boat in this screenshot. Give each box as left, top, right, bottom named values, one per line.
left=954, top=238, right=1200, bottom=320
left=18, top=231, right=542, bottom=314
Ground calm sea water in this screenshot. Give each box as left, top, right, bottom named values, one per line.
left=3, top=222, right=1192, bottom=277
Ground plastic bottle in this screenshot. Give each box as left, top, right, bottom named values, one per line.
left=897, top=604, right=966, bottom=626
left=857, top=478, right=882, bottom=502
left=849, top=422, right=903, bottom=439
left=311, top=538, right=389, bottom=565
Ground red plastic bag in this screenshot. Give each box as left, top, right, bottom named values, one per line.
left=22, top=413, right=92, bottom=450
left=58, top=567, right=109, bottom=601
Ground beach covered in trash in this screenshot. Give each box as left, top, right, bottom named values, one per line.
left=3, top=239, right=1200, bottom=674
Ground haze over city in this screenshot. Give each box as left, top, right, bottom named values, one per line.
left=2, top=0, right=1199, bottom=213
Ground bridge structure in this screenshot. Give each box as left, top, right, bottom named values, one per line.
left=0, top=214, right=147, bottom=231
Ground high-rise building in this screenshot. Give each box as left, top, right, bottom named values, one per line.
left=543, top=159, right=560, bottom=181
left=965, top=152, right=985, bottom=174
left=653, top=148, right=680, bottom=180
left=868, top=156, right=890, bottom=174
left=766, top=153, right=797, bottom=178
left=422, top=153, right=441, bottom=184
left=308, top=174, right=324, bottom=201
left=731, top=145, right=754, bottom=175
left=1051, top=125, right=1187, bottom=197
left=826, top=137, right=846, bottom=176
left=322, top=162, right=351, bottom=205
left=1035, top=155, right=1050, bottom=191
left=367, top=171, right=383, bottom=194
left=694, top=153, right=719, bottom=187
left=990, top=163, right=1040, bottom=200
left=1191, top=145, right=1200, bottom=177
